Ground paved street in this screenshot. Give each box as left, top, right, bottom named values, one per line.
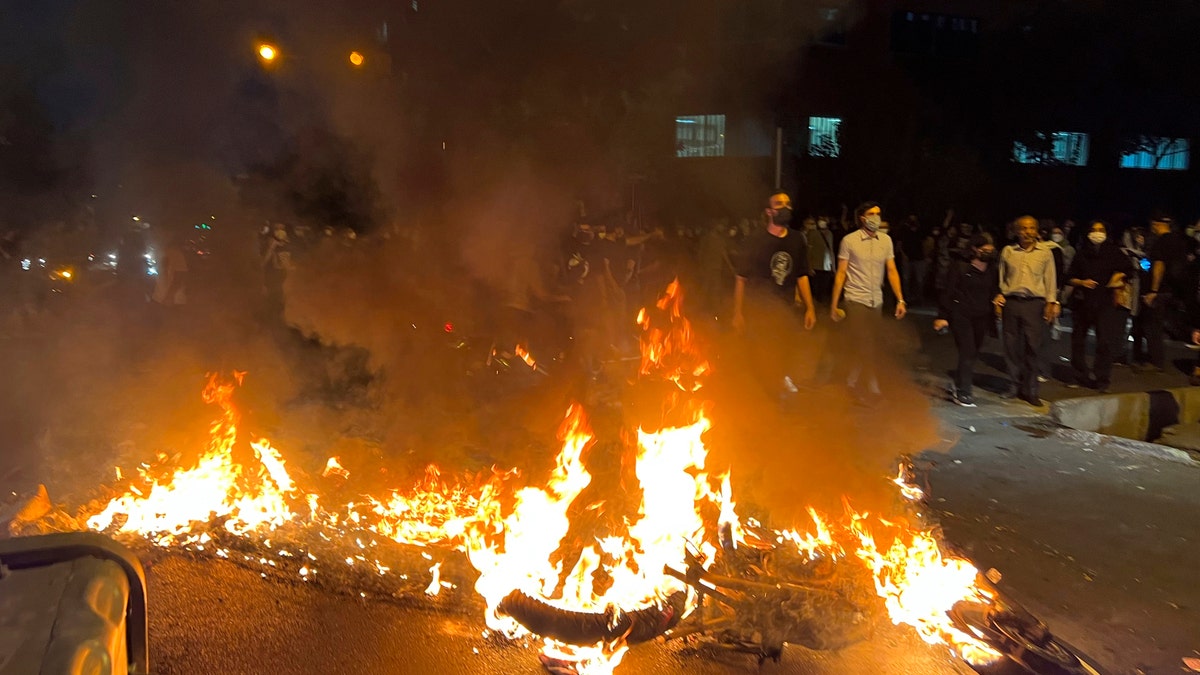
left=145, top=554, right=976, bottom=675
left=4, top=306, right=1199, bottom=674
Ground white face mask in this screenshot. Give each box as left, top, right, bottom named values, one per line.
left=1050, top=233, right=1064, bottom=243
left=1087, top=232, right=1106, bottom=245
left=863, top=214, right=882, bottom=232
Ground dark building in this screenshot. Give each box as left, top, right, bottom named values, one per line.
left=663, top=0, right=1200, bottom=228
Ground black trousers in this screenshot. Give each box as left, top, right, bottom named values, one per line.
left=1003, top=297, right=1047, bottom=397
left=949, top=313, right=991, bottom=396
left=1070, top=303, right=1127, bottom=387
left=1140, top=294, right=1170, bottom=368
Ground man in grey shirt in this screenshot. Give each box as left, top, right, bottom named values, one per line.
left=830, top=201, right=907, bottom=400
left=994, top=215, right=1060, bottom=406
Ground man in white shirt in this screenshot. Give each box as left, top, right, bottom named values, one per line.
left=830, top=201, right=907, bottom=399
left=994, top=215, right=1059, bottom=406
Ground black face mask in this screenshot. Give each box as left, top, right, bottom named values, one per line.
left=771, top=207, right=793, bottom=226
left=977, top=251, right=996, bottom=262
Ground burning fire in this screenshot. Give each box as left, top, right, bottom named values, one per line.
left=82, top=281, right=1005, bottom=673
left=87, top=372, right=298, bottom=546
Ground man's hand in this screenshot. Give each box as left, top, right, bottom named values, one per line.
left=993, top=294, right=1006, bottom=308
left=1078, top=279, right=1099, bottom=289
left=804, top=308, right=816, bottom=330
left=1044, top=303, right=1059, bottom=323
left=732, top=312, right=746, bottom=333
left=1142, top=292, right=1157, bottom=307
left=831, top=306, right=845, bottom=322
left=933, top=319, right=949, bottom=331
left=1192, top=329, right=1200, bottom=345
left=895, top=302, right=907, bottom=319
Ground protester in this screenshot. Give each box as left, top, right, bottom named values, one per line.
left=803, top=216, right=835, bottom=303
left=261, top=222, right=293, bottom=321
left=731, top=191, right=817, bottom=395
left=830, top=201, right=907, bottom=401
left=1064, top=221, right=1132, bottom=392
left=933, top=233, right=1000, bottom=407
left=1140, top=215, right=1187, bottom=372
left=995, top=215, right=1059, bottom=406
left=899, top=215, right=927, bottom=304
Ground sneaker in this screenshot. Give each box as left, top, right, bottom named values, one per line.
left=1022, top=393, right=1044, bottom=407
left=1065, top=382, right=1082, bottom=389
left=953, top=392, right=977, bottom=407
left=783, top=376, right=799, bottom=394
left=999, top=388, right=1019, bottom=400
left=1037, top=375, right=1049, bottom=383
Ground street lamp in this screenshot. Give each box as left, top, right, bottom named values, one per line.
left=349, top=50, right=365, bottom=67
left=257, top=42, right=278, bottom=64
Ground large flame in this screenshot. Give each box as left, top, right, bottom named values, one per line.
left=83, top=281, right=1005, bottom=673
left=87, top=372, right=297, bottom=545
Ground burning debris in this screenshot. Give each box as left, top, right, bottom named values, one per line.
left=68, top=281, right=1098, bottom=675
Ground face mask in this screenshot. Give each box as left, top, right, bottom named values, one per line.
left=1050, top=233, right=1064, bottom=243
left=863, top=214, right=882, bottom=232
left=977, top=250, right=996, bottom=261
left=817, top=220, right=828, bottom=229
left=771, top=207, right=793, bottom=226
left=1087, top=232, right=1106, bottom=245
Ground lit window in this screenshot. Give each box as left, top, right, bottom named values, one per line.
left=1012, top=132, right=1089, bottom=166
left=1120, top=136, right=1189, bottom=170
left=808, top=116, right=842, bottom=158
left=675, top=115, right=726, bottom=158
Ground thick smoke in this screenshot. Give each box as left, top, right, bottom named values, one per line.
left=0, top=0, right=943, bottom=531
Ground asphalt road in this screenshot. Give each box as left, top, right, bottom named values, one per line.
left=145, top=553, right=976, bottom=675
left=919, top=403, right=1200, bottom=675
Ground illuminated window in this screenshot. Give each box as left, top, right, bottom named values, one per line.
left=675, top=115, right=726, bottom=158
left=1120, top=136, right=1189, bottom=170
left=808, top=116, right=842, bottom=158
left=1012, top=132, right=1089, bottom=166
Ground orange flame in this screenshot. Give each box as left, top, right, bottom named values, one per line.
left=515, top=343, right=537, bottom=369
left=82, top=281, right=1007, bottom=673
left=636, top=279, right=710, bottom=391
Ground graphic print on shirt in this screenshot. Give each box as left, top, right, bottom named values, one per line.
left=770, top=251, right=793, bottom=286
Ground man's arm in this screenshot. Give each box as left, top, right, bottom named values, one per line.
left=1043, top=250, right=1059, bottom=321
left=994, top=247, right=1008, bottom=308
left=1145, top=260, right=1165, bottom=306
left=830, top=258, right=849, bottom=321
left=796, top=275, right=816, bottom=329
left=885, top=258, right=906, bottom=319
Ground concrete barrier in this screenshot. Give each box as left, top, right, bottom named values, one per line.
left=1051, top=386, right=1200, bottom=444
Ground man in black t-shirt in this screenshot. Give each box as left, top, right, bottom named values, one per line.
left=732, top=192, right=817, bottom=330
left=730, top=192, right=817, bottom=396
left=1140, top=215, right=1187, bottom=370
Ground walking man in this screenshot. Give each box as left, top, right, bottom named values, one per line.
left=1140, top=215, right=1186, bottom=373
left=732, top=191, right=817, bottom=395
left=995, top=215, right=1059, bottom=406
left=829, top=201, right=907, bottom=401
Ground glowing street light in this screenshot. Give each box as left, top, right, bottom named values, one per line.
left=349, top=51, right=364, bottom=67
left=257, top=43, right=278, bottom=63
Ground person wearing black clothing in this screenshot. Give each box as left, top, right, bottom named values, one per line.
left=731, top=192, right=817, bottom=396
left=933, top=234, right=1000, bottom=407
left=1140, top=215, right=1187, bottom=371
left=1065, top=221, right=1133, bottom=392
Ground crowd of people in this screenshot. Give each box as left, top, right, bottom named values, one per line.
left=7, top=194, right=1200, bottom=408
left=531, top=194, right=1200, bottom=407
